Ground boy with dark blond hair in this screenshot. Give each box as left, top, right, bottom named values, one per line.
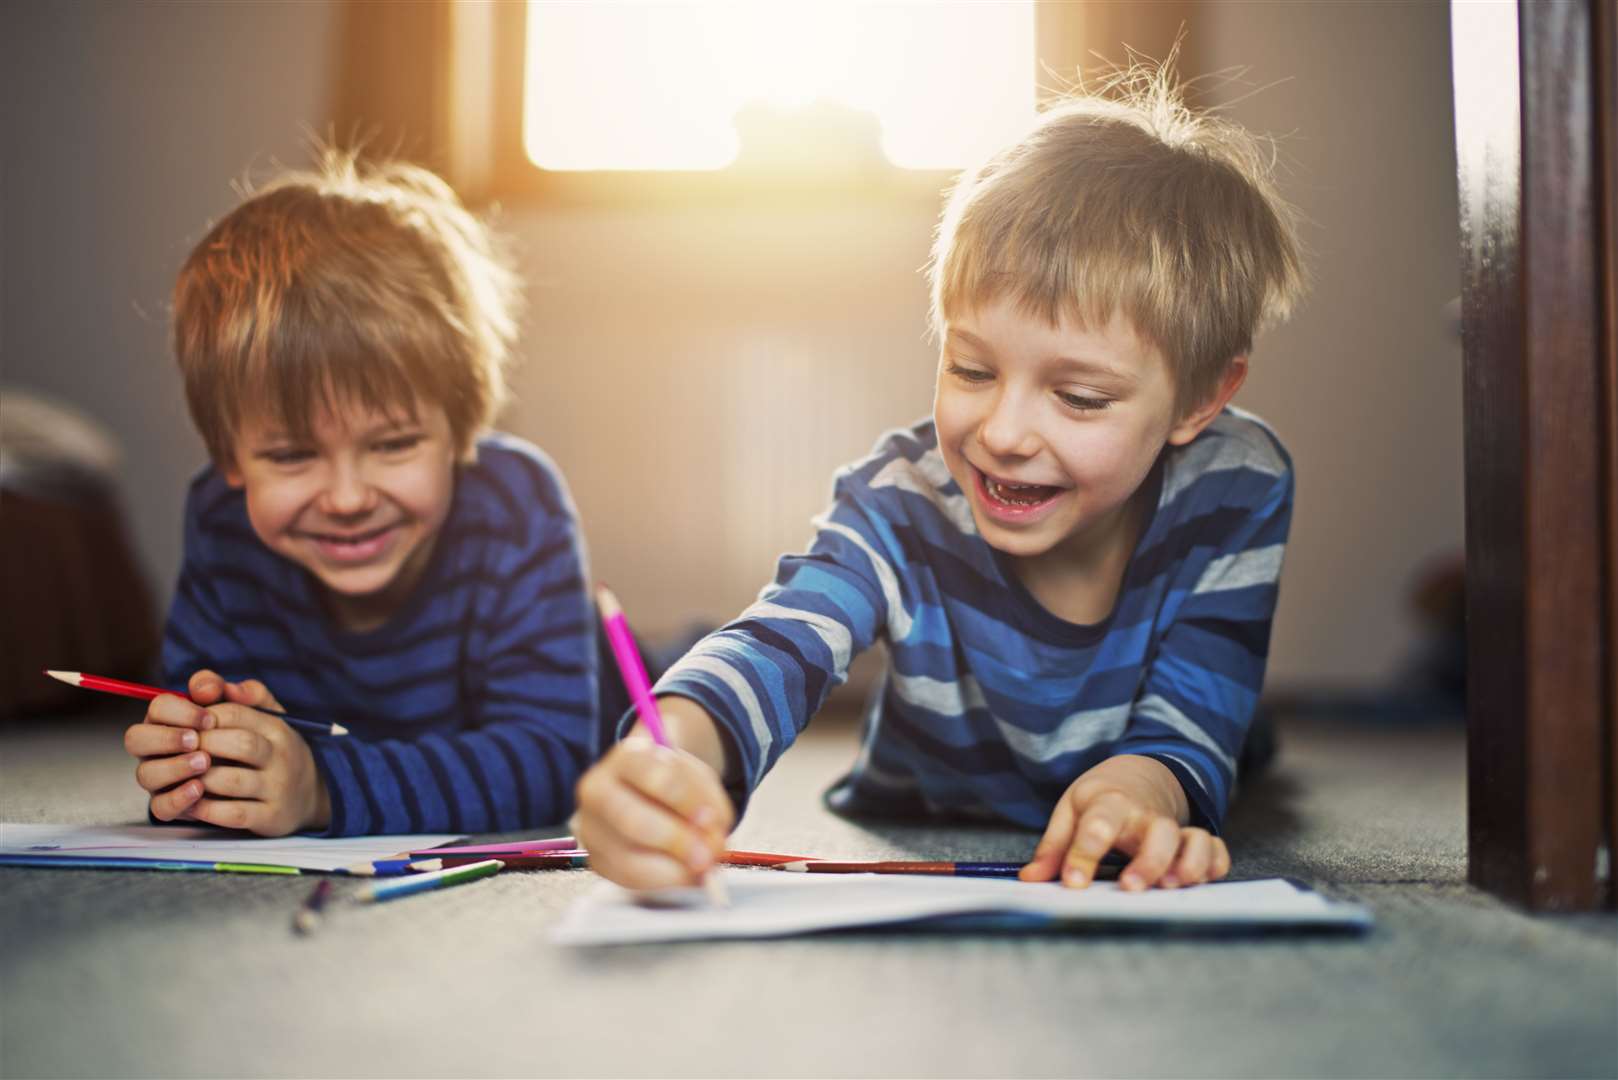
left=124, top=150, right=598, bottom=837
left=574, top=66, right=1305, bottom=892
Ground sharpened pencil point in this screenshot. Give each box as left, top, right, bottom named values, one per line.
left=330, top=721, right=349, bottom=736
left=776, top=860, right=811, bottom=872
left=409, top=859, right=443, bottom=872
left=704, top=869, right=730, bottom=908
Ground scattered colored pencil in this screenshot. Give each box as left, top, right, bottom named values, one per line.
left=409, top=853, right=589, bottom=872
left=44, top=670, right=347, bottom=738
left=773, top=860, right=1029, bottom=878
left=596, top=584, right=729, bottom=908
left=0, top=853, right=301, bottom=874
left=719, top=850, right=814, bottom=867
left=353, top=858, right=504, bottom=903
left=292, top=879, right=333, bottom=934
left=339, top=858, right=418, bottom=877
left=403, top=837, right=579, bottom=858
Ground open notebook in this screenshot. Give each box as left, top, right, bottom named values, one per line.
left=551, top=869, right=1372, bottom=945
left=0, top=823, right=461, bottom=872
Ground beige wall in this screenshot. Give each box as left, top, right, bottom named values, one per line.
left=4, top=1, right=1459, bottom=693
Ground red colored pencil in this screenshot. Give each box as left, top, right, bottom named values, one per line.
left=45, top=670, right=347, bottom=737
left=773, top=859, right=1026, bottom=878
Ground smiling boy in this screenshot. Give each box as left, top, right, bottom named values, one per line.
left=121, top=151, right=599, bottom=837
left=573, top=69, right=1304, bottom=891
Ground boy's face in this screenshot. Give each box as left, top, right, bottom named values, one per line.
left=223, top=397, right=457, bottom=631
left=933, top=297, right=1221, bottom=568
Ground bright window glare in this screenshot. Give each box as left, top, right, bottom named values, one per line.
left=524, top=1, right=1035, bottom=171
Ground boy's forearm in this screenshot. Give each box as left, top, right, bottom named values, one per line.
left=633, top=695, right=732, bottom=779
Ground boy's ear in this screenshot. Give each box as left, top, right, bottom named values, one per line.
left=1167, top=357, right=1248, bottom=446
left=221, top=461, right=246, bottom=488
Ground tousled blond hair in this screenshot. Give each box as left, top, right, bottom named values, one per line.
left=930, top=60, right=1305, bottom=415
left=172, top=148, right=519, bottom=465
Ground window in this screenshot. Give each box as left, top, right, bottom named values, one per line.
left=523, top=1, right=1036, bottom=174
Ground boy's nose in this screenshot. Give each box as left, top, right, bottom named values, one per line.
left=978, top=393, right=1041, bottom=458
left=321, top=464, right=378, bottom=516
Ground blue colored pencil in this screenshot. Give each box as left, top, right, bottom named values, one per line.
left=773, top=859, right=1028, bottom=878
left=353, top=858, right=504, bottom=903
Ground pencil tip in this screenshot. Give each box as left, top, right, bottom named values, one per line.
left=595, top=584, right=621, bottom=619
left=704, top=870, right=731, bottom=908
left=43, top=670, right=74, bottom=684
left=330, top=722, right=349, bottom=736
left=776, top=861, right=810, bottom=872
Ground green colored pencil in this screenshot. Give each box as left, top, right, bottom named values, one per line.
left=353, top=858, right=503, bottom=903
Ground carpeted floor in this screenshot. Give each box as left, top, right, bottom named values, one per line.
left=1, top=707, right=1613, bottom=1078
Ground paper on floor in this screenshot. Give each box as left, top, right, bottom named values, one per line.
left=550, top=869, right=1372, bottom=945
left=0, top=822, right=463, bottom=871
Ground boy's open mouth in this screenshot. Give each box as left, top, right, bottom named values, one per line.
left=306, top=522, right=400, bottom=563
left=974, top=468, right=1064, bottom=515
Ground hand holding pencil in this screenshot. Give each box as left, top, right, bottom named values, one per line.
left=121, top=668, right=332, bottom=837
left=573, top=586, right=735, bottom=898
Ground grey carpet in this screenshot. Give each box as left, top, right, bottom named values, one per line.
left=1, top=710, right=1613, bottom=1078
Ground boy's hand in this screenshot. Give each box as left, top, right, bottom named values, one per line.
left=1019, top=754, right=1230, bottom=891
left=122, top=670, right=330, bottom=836
left=572, top=704, right=735, bottom=889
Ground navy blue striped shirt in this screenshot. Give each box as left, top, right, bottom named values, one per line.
left=161, top=433, right=597, bottom=836
left=653, top=409, right=1292, bottom=833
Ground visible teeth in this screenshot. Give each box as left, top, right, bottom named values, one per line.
left=989, top=479, right=1050, bottom=505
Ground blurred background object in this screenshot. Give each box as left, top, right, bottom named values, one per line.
left=0, top=389, right=158, bottom=717
left=1, top=0, right=1462, bottom=722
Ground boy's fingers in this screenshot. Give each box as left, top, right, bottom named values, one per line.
left=586, top=842, right=702, bottom=891
left=591, top=780, right=712, bottom=872
left=224, top=679, right=283, bottom=713
left=198, top=726, right=273, bottom=769
left=186, top=796, right=260, bottom=833
left=1166, top=828, right=1213, bottom=888
left=1119, top=816, right=1181, bottom=891
left=1020, top=798, right=1078, bottom=881
left=149, top=779, right=205, bottom=822
left=187, top=670, right=227, bottom=705
left=200, top=765, right=262, bottom=801
left=145, top=693, right=215, bottom=731
left=1210, top=838, right=1232, bottom=880
left=1062, top=800, right=1128, bottom=887
left=124, top=722, right=199, bottom=757
left=135, top=751, right=210, bottom=794
left=616, top=744, right=731, bottom=843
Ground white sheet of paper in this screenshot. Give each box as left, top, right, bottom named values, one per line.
left=0, top=823, right=463, bottom=871
left=551, top=869, right=1371, bottom=945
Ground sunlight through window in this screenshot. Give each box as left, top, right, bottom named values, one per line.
left=524, top=1, right=1035, bottom=172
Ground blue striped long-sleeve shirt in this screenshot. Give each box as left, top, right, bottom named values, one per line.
left=161, top=433, right=598, bottom=836
left=652, top=409, right=1292, bottom=833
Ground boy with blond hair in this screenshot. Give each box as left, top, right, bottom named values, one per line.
left=123, top=151, right=599, bottom=837
left=574, top=70, right=1304, bottom=892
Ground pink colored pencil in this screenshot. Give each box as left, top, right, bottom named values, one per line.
left=595, top=584, right=727, bottom=906
left=594, top=585, right=668, bottom=744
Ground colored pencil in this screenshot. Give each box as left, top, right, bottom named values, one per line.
left=409, top=853, right=589, bottom=872
left=596, top=584, right=728, bottom=908
left=353, top=858, right=503, bottom=903
left=0, top=853, right=300, bottom=874
left=292, top=879, right=333, bottom=935
left=339, top=858, right=418, bottom=877
left=402, top=837, right=579, bottom=858
left=719, top=850, right=814, bottom=867
left=44, top=670, right=347, bottom=738
left=773, top=859, right=1028, bottom=878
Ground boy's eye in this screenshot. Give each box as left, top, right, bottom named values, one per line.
left=945, top=362, right=993, bottom=383
left=260, top=448, right=314, bottom=466
left=376, top=434, right=424, bottom=454
left=1056, top=391, right=1112, bottom=412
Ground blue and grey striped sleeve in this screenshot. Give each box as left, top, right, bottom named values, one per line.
left=309, top=463, right=598, bottom=837
left=653, top=471, right=893, bottom=804
left=1115, top=464, right=1293, bottom=832
left=160, top=480, right=255, bottom=691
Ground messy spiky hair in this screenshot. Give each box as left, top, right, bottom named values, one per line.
left=172, top=147, right=519, bottom=465
left=929, top=54, right=1305, bottom=415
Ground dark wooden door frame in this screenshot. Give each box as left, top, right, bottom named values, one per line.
left=1452, top=0, right=1616, bottom=911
